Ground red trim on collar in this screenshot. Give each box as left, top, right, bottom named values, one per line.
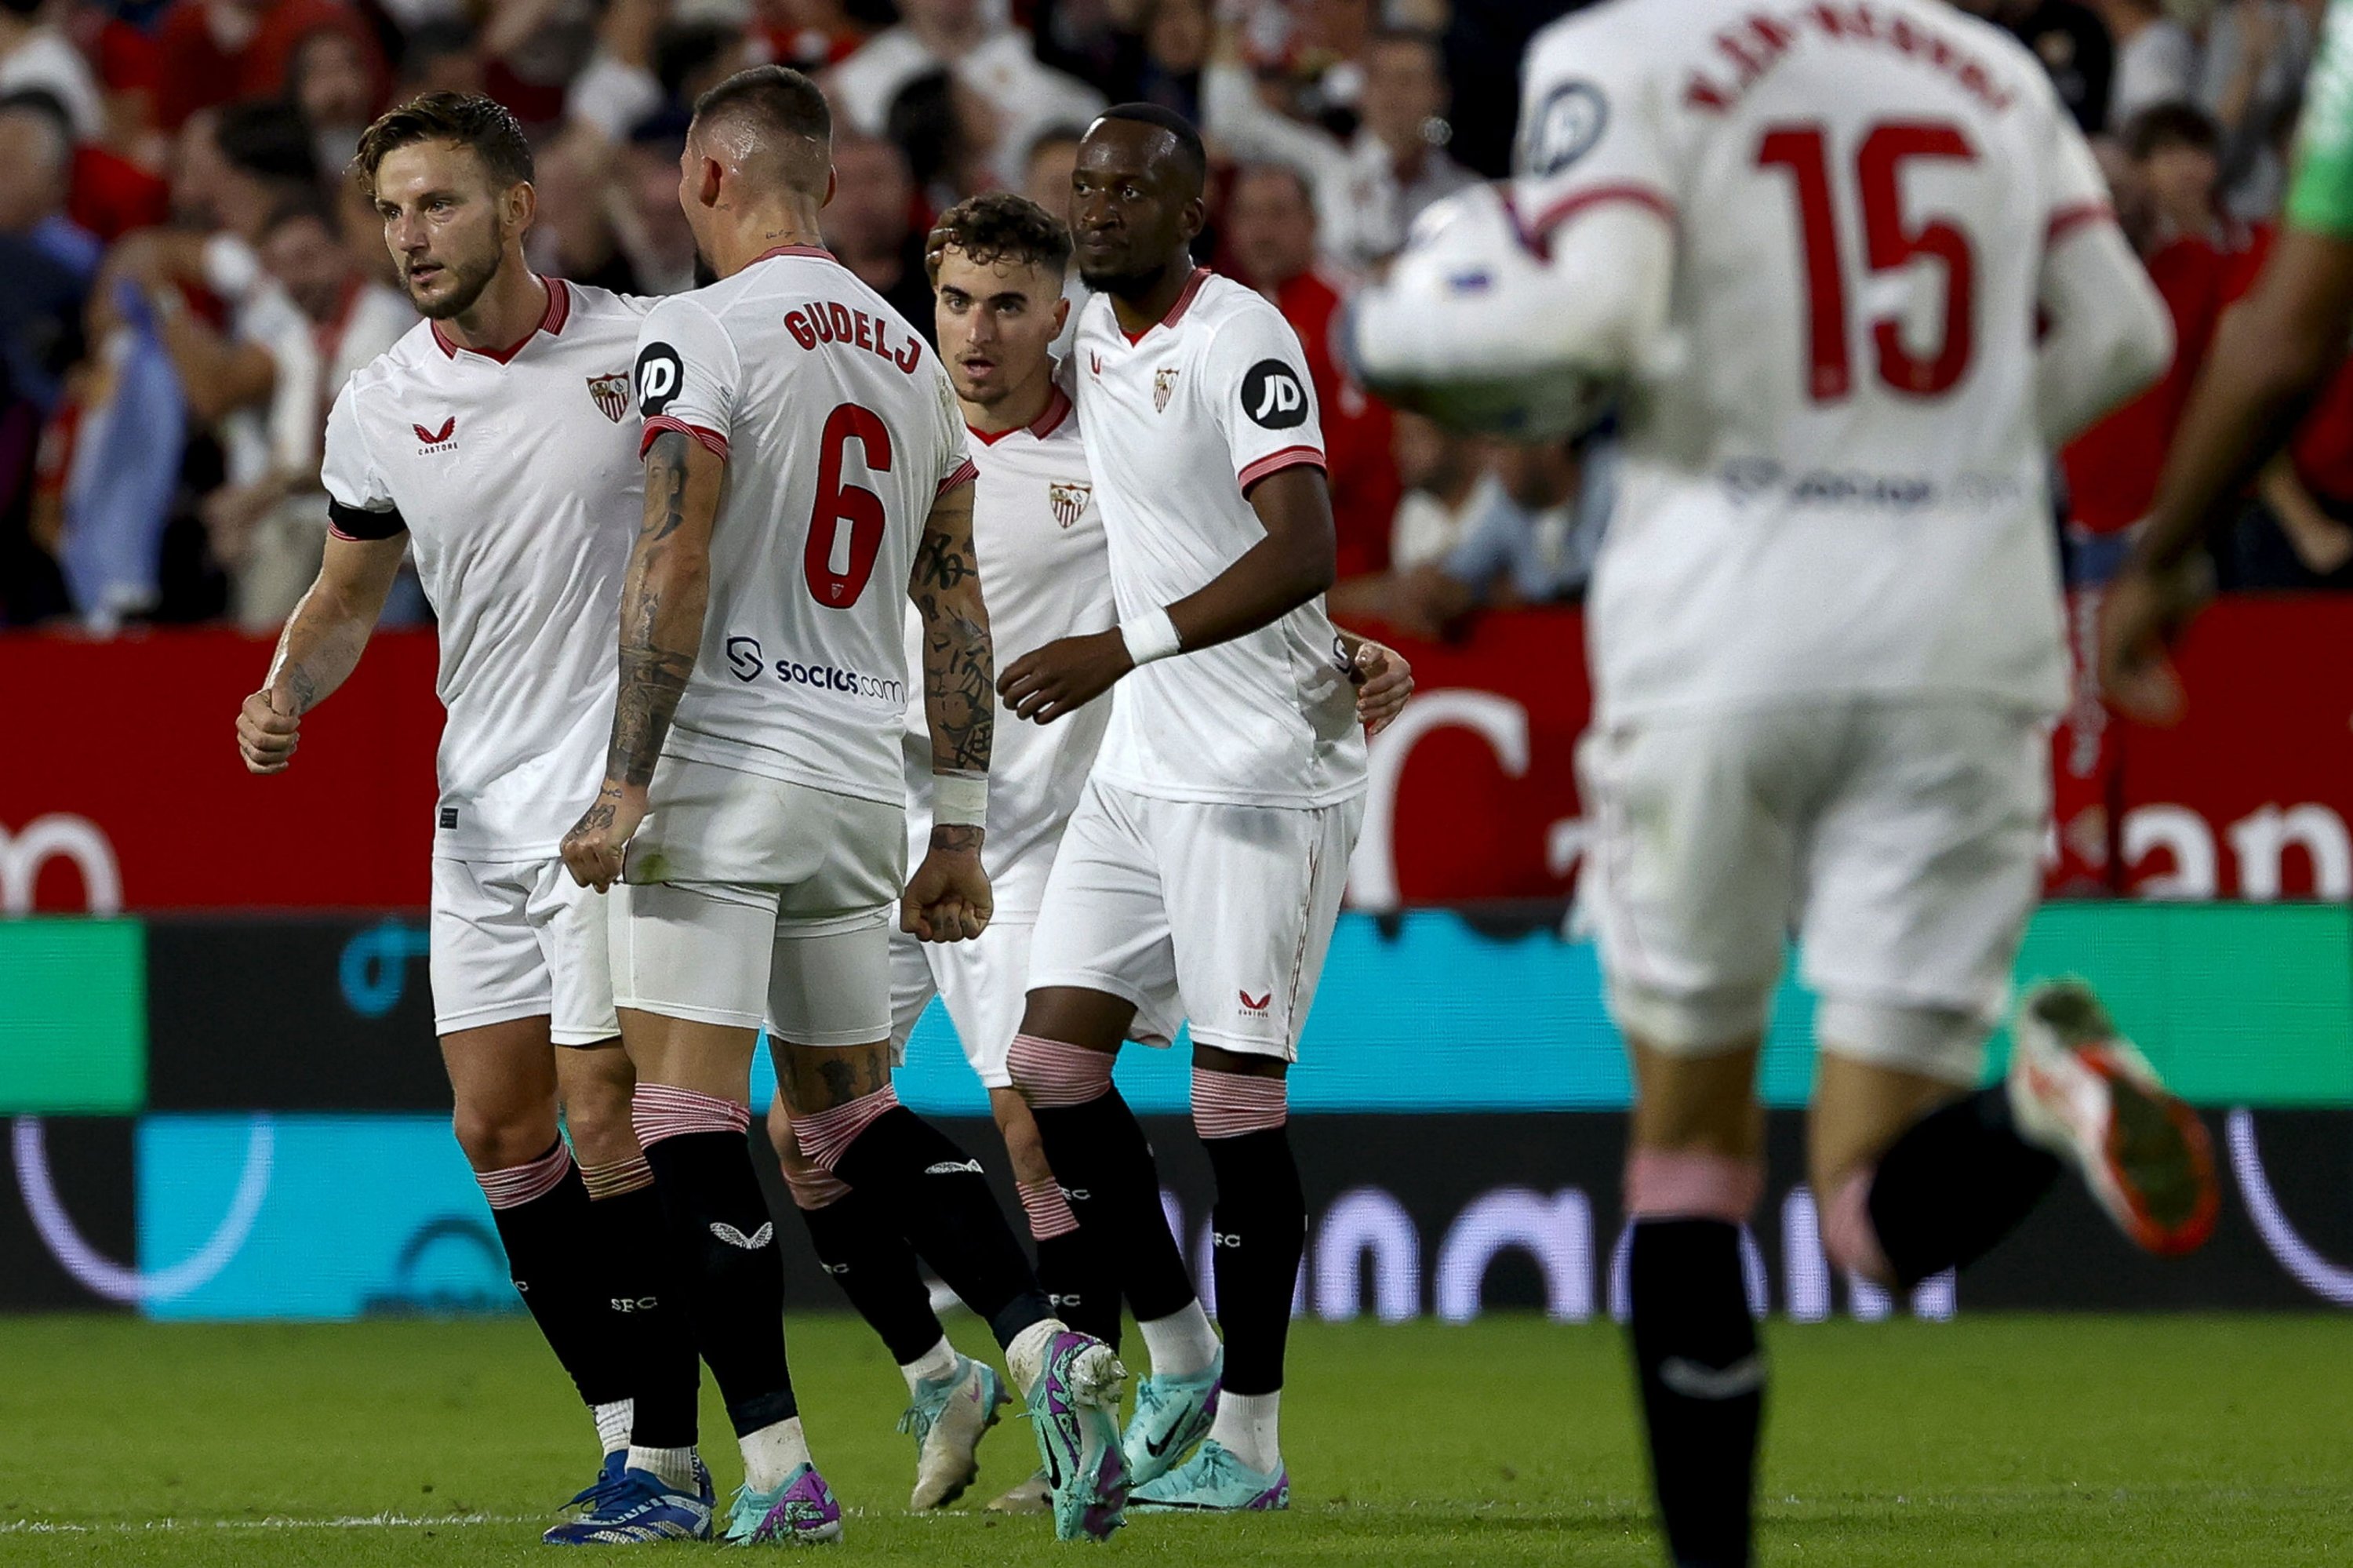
left=751, top=244, right=835, bottom=264
left=431, top=277, right=571, bottom=363
left=1120, top=266, right=1211, bottom=345
left=966, top=384, right=1072, bottom=446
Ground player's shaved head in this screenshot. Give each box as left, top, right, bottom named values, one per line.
left=1091, top=103, right=1207, bottom=198
left=689, top=64, right=832, bottom=198
left=1071, top=105, right=1208, bottom=302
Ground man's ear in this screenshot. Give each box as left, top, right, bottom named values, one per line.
left=696, top=153, right=726, bottom=211
left=822, top=165, right=838, bottom=210
left=1179, top=193, right=1207, bottom=247
left=506, top=179, right=538, bottom=235
left=1050, top=291, right=1070, bottom=335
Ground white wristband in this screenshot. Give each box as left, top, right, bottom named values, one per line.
left=1120, top=606, right=1183, bottom=667
left=933, top=772, right=987, bottom=828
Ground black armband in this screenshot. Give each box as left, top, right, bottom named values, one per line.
left=328, top=500, right=408, bottom=540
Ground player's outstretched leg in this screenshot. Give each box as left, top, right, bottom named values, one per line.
left=1009, top=1022, right=1224, bottom=1489
left=784, top=1041, right=1128, bottom=1542
left=1133, top=1060, right=1298, bottom=1512
left=630, top=1077, right=841, bottom=1548
left=766, top=1096, right=1006, bottom=1512
left=1620, top=1042, right=1766, bottom=1568
left=1816, top=982, right=2217, bottom=1299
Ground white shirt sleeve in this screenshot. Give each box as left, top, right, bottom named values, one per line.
left=1514, top=22, right=1678, bottom=230
left=635, top=294, right=741, bottom=460
left=322, top=384, right=404, bottom=540
left=1202, top=302, right=1326, bottom=492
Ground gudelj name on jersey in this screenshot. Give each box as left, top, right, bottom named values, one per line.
left=724, top=635, right=906, bottom=704
left=780, top=300, right=924, bottom=375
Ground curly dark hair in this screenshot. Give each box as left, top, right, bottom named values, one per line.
left=352, top=92, right=533, bottom=195
left=926, top=193, right=1074, bottom=286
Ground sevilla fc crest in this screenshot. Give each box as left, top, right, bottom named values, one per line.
left=1048, top=479, right=1092, bottom=529
left=587, top=372, right=631, bottom=423
left=1153, top=366, right=1179, bottom=413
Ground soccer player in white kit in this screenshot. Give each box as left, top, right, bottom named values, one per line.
left=1350, top=5, right=2223, bottom=1563
left=998, top=106, right=1389, bottom=1515
left=231, top=94, right=705, bottom=1533
left=555, top=67, right=1128, bottom=1546
left=760, top=191, right=1415, bottom=1516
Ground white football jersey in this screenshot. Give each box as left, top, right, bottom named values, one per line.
left=1521, top=0, right=2109, bottom=723
left=322, top=278, right=649, bottom=858
left=1073, top=269, right=1366, bottom=808
left=900, top=378, right=1115, bottom=915
left=635, top=246, right=976, bottom=806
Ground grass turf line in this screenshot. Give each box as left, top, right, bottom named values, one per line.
left=0, top=1314, right=2345, bottom=1565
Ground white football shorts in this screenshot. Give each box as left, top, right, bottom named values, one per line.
left=428, top=854, right=620, bottom=1045
left=890, top=915, right=1186, bottom=1086
left=1027, top=777, right=1363, bottom=1060
left=611, top=755, right=903, bottom=1047
left=1578, top=697, right=2050, bottom=1085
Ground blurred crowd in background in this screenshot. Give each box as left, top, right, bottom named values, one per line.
left=0, top=0, right=2344, bottom=640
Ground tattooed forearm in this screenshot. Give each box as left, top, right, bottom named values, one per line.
left=910, top=486, right=995, bottom=777
left=602, top=429, right=713, bottom=787
left=644, top=431, right=689, bottom=543
left=607, top=644, right=695, bottom=786
left=929, top=822, right=984, bottom=853
left=284, top=661, right=321, bottom=715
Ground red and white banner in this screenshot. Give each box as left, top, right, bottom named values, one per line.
left=2, top=601, right=2349, bottom=911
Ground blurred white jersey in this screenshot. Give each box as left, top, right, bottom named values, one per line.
left=1074, top=269, right=1367, bottom=808
left=900, top=378, right=1116, bottom=915
left=635, top=246, right=976, bottom=806
left=1521, top=0, right=2109, bottom=723
left=321, top=278, right=649, bottom=858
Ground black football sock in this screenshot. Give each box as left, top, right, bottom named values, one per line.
left=1866, top=1087, right=2064, bottom=1289
left=1031, top=1089, right=1196, bottom=1322
left=1627, top=1218, right=1762, bottom=1568
left=480, top=1145, right=628, bottom=1410
left=642, top=1130, right=799, bottom=1437
left=587, top=1179, right=700, bottom=1450
left=796, top=1186, right=948, bottom=1366
left=1198, top=1127, right=1306, bottom=1396
left=832, top=1108, right=1054, bottom=1349
left=1035, top=1228, right=1123, bottom=1352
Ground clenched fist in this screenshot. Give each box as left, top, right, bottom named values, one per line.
left=237, top=689, right=302, bottom=773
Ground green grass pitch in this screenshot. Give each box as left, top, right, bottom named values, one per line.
left=2, top=1313, right=2345, bottom=1565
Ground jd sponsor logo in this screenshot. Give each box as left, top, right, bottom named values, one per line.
left=1240, top=360, right=1307, bottom=429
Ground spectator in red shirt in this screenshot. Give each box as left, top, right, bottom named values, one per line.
left=1221, top=159, right=1399, bottom=615
left=151, top=0, right=382, bottom=131
left=2059, top=104, right=2260, bottom=587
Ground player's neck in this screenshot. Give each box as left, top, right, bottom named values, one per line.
left=708, top=201, right=828, bottom=279
left=962, top=367, right=1054, bottom=437
left=441, top=258, right=547, bottom=355
left=1107, top=253, right=1197, bottom=337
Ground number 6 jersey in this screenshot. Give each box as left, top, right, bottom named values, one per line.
left=1522, top=0, right=2111, bottom=724
left=634, top=245, right=977, bottom=804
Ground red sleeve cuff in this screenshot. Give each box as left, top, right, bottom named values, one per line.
left=642, top=416, right=729, bottom=461
left=936, top=457, right=979, bottom=497
left=1515, top=183, right=1678, bottom=258
left=2046, top=202, right=2115, bottom=246
left=1238, top=446, right=1326, bottom=491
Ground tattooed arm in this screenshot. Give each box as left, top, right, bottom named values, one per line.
left=561, top=428, right=726, bottom=890
left=909, top=476, right=995, bottom=784
left=900, top=475, right=997, bottom=942
left=235, top=533, right=407, bottom=774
